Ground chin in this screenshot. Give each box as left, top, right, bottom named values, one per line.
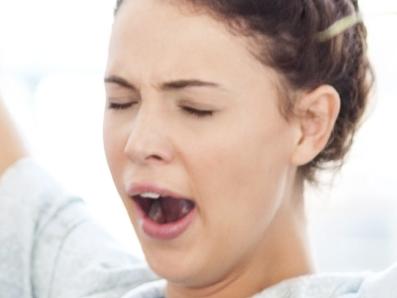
left=149, top=260, right=195, bottom=285
left=142, top=244, right=206, bottom=286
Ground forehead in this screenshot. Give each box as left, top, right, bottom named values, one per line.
left=106, top=0, right=272, bottom=88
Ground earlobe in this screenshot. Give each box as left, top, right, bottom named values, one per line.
left=291, top=85, right=341, bottom=166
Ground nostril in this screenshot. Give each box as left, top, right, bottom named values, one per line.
left=122, top=126, right=174, bottom=164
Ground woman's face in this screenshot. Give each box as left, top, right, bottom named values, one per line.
left=104, top=0, right=300, bottom=288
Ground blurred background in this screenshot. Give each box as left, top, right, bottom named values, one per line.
left=0, top=0, right=396, bottom=273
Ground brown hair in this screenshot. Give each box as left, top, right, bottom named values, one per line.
left=114, top=0, right=373, bottom=183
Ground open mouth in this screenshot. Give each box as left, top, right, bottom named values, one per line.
left=133, top=195, right=196, bottom=224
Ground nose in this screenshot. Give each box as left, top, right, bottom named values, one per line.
left=123, top=105, right=174, bottom=166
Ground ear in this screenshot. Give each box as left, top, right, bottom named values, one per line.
left=291, top=85, right=341, bottom=166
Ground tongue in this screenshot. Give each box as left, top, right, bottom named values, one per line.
left=148, top=200, right=166, bottom=224
left=148, top=197, right=194, bottom=224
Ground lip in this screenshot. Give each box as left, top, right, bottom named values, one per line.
left=127, top=183, right=191, bottom=200
left=127, top=183, right=196, bottom=240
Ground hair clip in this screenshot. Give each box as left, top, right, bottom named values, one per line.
left=316, top=13, right=363, bottom=42
left=316, top=11, right=397, bottom=42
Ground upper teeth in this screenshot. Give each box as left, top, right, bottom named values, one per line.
left=140, top=192, right=161, bottom=199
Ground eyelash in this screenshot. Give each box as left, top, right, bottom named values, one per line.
left=108, top=102, right=136, bottom=110
left=181, top=106, right=214, bottom=118
left=108, top=102, right=214, bottom=118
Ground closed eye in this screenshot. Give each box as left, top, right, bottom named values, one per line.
left=181, top=106, right=214, bottom=118
left=108, top=102, right=137, bottom=110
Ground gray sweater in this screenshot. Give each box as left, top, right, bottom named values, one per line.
left=0, top=159, right=395, bottom=298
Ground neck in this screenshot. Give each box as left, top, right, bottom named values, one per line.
left=166, top=182, right=314, bottom=298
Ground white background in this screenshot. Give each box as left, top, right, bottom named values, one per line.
left=0, top=0, right=396, bottom=272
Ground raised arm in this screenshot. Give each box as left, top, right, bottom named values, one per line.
left=0, top=98, right=28, bottom=176
left=0, top=96, right=157, bottom=298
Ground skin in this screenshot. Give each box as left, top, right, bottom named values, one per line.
left=103, top=1, right=341, bottom=298
left=0, top=0, right=340, bottom=297
left=0, top=98, right=28, bottom=177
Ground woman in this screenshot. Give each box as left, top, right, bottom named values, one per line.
left=1, top=0, right=395, bottom=297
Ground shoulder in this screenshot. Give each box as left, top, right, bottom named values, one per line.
left=354, top=264, right=397, bottom=298
left=254, top=265, right=397, bottom=298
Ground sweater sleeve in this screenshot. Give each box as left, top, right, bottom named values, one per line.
left=0, top=159, right=158, bottom=298
left=354, top=264, right=397, bottom=298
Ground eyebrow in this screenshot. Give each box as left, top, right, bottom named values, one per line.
left=104, top=76, right=138, bottom=91
left=161, top=79, right=220, bottom=91
left=104, top=75, right=221, bottom=92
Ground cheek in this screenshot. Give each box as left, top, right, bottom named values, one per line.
left=186, top=114, right=294, bottom=231
left=103, top=117, right=127, bottom=187
left=103, top=120, right=117, bottom=166
left=178, top=121, right=293, bottom=281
